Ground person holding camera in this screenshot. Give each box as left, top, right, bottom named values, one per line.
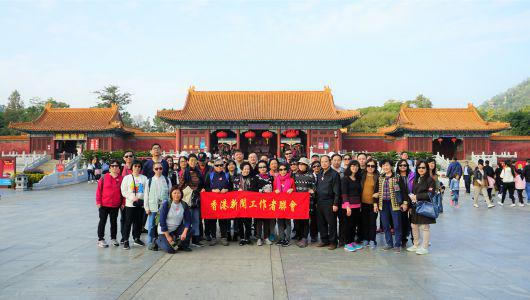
left=120, top=160, right=148, bottom=250
left=156, top=187, right=192, bottom=253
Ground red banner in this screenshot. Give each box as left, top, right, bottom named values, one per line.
left=201, top=191, right=309, bottom=219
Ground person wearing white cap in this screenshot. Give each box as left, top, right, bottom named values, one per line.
left=293, top=157, right=316, bottom=248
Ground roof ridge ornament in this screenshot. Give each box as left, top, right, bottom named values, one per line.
left=188, top=85, right=196, bottom=93
left=324, top=85, right=331, bottom=93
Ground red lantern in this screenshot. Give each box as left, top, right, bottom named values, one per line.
left=244, top=131, right=256, bottom=144
left=451, top=137, right=457, bottom=144
left=283, top=129, right=299, bottom=138
left=262, top=131, right=273, bottom=144
left=437, top=138, right=443, bottom=144
left=216, top=131, right=228, bottom=139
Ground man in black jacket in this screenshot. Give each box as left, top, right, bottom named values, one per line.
left=204, top=159, right=231, bottom=246
left=315, top=155, right=341, bottom=250
left=484, top=160, right=495, bottom=199
left=462, top=161, right=473, bottom=193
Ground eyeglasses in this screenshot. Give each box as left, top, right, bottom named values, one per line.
left=154, top=167, right=163, bottom=171
left=279, top=168, right=287, bottom=171
left=214, top=164, right=224, bottom=167
left=110, top=165, right=120, bottom=168
left=312, top=165, right=321, bottom=168
left=285, top=152, right=292, bottom=155
left=258, top=166, right=267, bottom=169
left=399, top=164, right=408, bottom=167
left=417, top=167, right=426, bottom=169
left=367, top=165, right=376, bottom=168
left=124, top=155, right=133, bottom=158
left=133, top=165, right=141, bottom=168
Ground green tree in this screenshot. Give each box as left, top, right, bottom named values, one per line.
left=93, top=85, right=133, bottom=126
left=6, top=90, right=24, bottom=111
left=503, top=107, right=530, bottom=135
left=152, top=116, right=172, bottom=132
left=406, top=94, right=432, bottom=108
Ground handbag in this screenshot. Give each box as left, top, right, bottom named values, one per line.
left=415, top=193, right=439, bottom=219
left=182, top=186, right=193, bottom=207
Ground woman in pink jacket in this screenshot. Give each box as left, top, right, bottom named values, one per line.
left=274, top=163, right=295, bottom=247
left=515, top=169, right=526, bottom=206
left=96, top=160, right=124, bottom=248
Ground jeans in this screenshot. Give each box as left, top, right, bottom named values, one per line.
left=255, top=219, right=271, bottom=240
left=463, top=175, right=471, bottom=193
left=380, top=201, right=402, bottom=248
left=146, top=212, right=158, bottom=246
left=277, top=219, right=292, bottom=242
left=451, top=190, right=459, bottom=204
left=156, top=224, right=190, bottom=253
left=190, top=207, right=200, bottom=238
left=98, top=206, right=119, bottom=240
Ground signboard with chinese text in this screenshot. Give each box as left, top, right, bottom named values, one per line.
left=201, top=191, right=309, bottom=219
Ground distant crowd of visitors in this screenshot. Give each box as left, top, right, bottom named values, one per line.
left=95, top=144, right=530, bottom=256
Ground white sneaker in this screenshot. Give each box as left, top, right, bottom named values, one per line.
left=518, top=203, right=524, bottom=207
left=110, top=239, right=119, bottom=246
left=497, top=194, right=502, bottom=199
left=510, top=203, right=516, bottom=207
left=487, top=204, right=495, bottom=208
left=416, top=247, right=429, bottom=255
left=265, top=238, right=273, bottom=245
left=257, top=239, right=263, bottom=246
left=98, top=240, right=109, bottom=248
left=406, top=245, right=418, bottom=252
left=497, top=201, right=503, bottom=206
left=473, top=204, right=479, bottom=208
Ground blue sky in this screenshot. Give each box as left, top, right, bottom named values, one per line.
left=1, top=0, right=529, bottom=118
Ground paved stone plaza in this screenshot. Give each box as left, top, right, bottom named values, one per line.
left=1, top=183, right=530, bottom=300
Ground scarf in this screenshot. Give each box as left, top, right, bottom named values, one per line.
left=274, top=173, right=293, bottom=192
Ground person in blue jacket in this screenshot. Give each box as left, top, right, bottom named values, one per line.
left=156, top=186, right=192, bottom=253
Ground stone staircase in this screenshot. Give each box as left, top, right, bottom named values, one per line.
left=39, top=159, right=60, bottom=174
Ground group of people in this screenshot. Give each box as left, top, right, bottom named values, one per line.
left=96, top=145, right=451, bottom=255
left=446, top=157, right=529, bottom=208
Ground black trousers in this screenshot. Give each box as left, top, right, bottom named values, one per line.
left=316, top=202, right=337, bottom=245
left=255, top=219, right=271, bottom=240
left=340, top=208, right=360, bottom=245
left=517, top=189, right=525, bottom=203
left=401, top=210, right=411, bottom=245
left=463, top=175, right=471, bottom=193
left=123, top=206, right=143, bottom=241
left=119, top=207, right=126, bottom=241
left=294, top=219, right=310, bottom=240
left=501, top=182, right=516, bottom=204
left=206, top=219, right=229, bottom=239
left=310, top=211, right=318, bottom=241
left=238, top=218, right=252, bottom=240
left=98, top=206, right=119, bottom=240
left=360, top=203, right=377, bottom=242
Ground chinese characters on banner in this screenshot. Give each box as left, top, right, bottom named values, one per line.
left=201, top=191, right=310, bottom=219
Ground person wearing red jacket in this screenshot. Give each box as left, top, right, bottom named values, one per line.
left=96, top=160, right=124, bottom=248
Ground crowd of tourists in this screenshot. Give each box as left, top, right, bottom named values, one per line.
left=95, top=143, right=530, bottom=256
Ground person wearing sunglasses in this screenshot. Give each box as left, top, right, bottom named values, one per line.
left=315, top=155, right=340, bottom=250
left=374, top=159, right=408, bottom=253
left=252, top=160, right=274, bottom=246
left=204, top=159, right=231, bottom=246
left=274, top=163, right=295, bottom=247
left=120, top=160, right=148, bottom=250
left=292, top=157, right=316, bottom=247
left=121, top=151, right=135, bottom=177
left=408, top=160, right=436, bottom=255
left=360, top=158, right=379, bottom=249
left=144, top=162, right=172, bottom=251
left=96, top=160, right=124, bottom=248
left=341, top=154, right=352, bottom=170
left=283, top=150, right=293, bottom=164
left=395, top=159, right=413, bottom=247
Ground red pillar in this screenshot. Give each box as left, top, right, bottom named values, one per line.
left=277, top=127, right=281, bottom=158
left=306, top=129, right=311, bottom=157
left=175, top=128, right=181, bottom=152
left=205, top=129, right=210, bottom=152
left=236, top=129, right=240, bottom=149
left=109, top=137, right=113, bottom=151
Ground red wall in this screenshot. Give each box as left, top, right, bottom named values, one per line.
left=343, top=136, right=407, bottom=152
left=491, top=140, right=530, bottom=160
left=126, top=137, right=175, bottom=152
left=0, top=140, right=30, bottom=153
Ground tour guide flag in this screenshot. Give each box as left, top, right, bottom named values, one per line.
left=201, top=191, right=309, bottom=219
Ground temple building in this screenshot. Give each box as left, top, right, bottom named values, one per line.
left=343, top=104, right=513, bottom=160
left=157, top=86, right=359, bottom=157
